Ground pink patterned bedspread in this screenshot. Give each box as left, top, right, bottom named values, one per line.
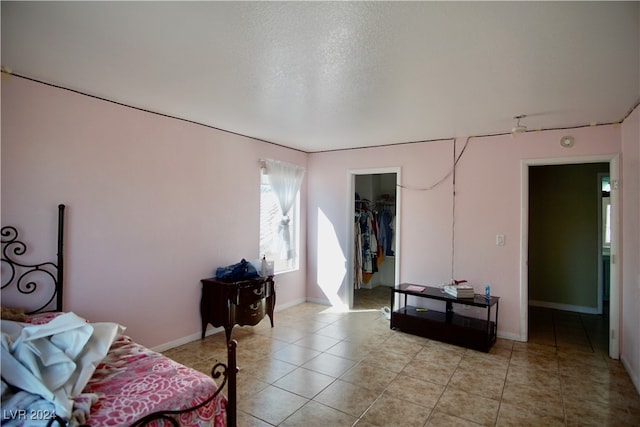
left=25, top=313, right=227, bottom=427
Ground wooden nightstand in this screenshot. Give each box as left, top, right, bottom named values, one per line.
left=200, top=275, right=275, bottom=342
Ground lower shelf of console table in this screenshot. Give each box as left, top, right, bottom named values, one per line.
left=390, top=284, right=499, bottom=352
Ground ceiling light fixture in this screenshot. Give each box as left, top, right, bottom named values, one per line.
left=511, top=115, right=527, bottom=134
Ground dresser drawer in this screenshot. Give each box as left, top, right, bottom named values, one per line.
left=233, top=300, right=266, bottom=326
left=236, top=281, right=271, bottom=305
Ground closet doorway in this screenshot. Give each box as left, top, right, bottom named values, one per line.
left=348, top=168, right=401, bottom=311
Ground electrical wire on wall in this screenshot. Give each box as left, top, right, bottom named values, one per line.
left=451, top=139, right=457, bottom=282
left=397, top=136, right=472, bottom=282
left=394, top=105, right=634, bottom=282
left=396, top=137, right=471, bottom=192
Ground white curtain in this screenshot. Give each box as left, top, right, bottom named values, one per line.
left=264, top=159, right=305, bottom=260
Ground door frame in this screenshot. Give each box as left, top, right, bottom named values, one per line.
left=597, top=171, right=610, bottom=315
left=346, top=167, right=402, bottom=309
left=520, top=154, right=620, bottom=359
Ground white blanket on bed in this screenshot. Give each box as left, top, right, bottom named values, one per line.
left=1, top=313, right=122, bottom=423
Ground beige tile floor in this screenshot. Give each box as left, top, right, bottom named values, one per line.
left=164, top=289, right=640, bottom=426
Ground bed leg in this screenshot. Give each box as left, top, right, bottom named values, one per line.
left=227, top=339, right=238, bottom=427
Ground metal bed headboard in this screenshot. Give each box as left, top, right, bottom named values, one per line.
left=1, top=204, right=65, bottom=313
left=1, top=204, right=239, bottom=427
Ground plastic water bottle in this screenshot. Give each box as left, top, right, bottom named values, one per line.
left=261, top=255, right=268, bottom=276
left=485, top=285, right=491, bottom=300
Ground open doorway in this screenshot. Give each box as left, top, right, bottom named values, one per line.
left=348, top=168, right=401, bottom=311
left=523, top=158, right=619, bottom=358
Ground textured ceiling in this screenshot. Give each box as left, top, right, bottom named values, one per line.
left=2, top=2, right=639, bottom=152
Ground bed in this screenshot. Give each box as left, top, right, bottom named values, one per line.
left=1, top=205, right=237, bottom=427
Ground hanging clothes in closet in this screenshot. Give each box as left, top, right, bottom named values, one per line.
left=354, top=220, right=363, bottom=290
left=354, top=197, right=395, bottom=288
left=360, top=207, right=378, bottom=282
left=377, top=204, right=395, bottom=257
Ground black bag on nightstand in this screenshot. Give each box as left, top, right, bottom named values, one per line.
left=215, top=259, right=259, bottom=282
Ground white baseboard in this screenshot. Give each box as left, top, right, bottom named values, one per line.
left=304, top=296, right=332, bottom=306
left=151, top=298, right=529, bottom=352
left=152, top=298, right=308, bottom=352
left=497, top=331, right=526, bottom=342
left=529, top=299, right=600, bottom=314
left=151, top=326, right=223, bottom=352
left=274, top=297, right=307, bottom=312
left=621, top=355, right=640, bottom=396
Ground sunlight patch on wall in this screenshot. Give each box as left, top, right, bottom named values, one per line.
left=316, top=208, right=348, bottom=310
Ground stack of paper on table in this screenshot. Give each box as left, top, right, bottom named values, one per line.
left=443, top=284, right=475, bottom=298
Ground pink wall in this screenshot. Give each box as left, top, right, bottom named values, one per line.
left=305, top=141, right=457, bottom=309
left=1, top=76, right=308, bottom=349
left=307, top=125, right=622, bottom=341
left=3, top=75, right=639, bottom=393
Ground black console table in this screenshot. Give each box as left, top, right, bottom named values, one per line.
left=390, top=284, right=499, bottom=352
left=201, top=275, right=275, bottom=342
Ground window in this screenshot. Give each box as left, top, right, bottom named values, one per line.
left=259, top=168, right=300, bottom=273
left=603, top=202, right=611, bottom=247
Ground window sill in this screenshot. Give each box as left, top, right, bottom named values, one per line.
left=273, top=267, right=299, bottom=276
